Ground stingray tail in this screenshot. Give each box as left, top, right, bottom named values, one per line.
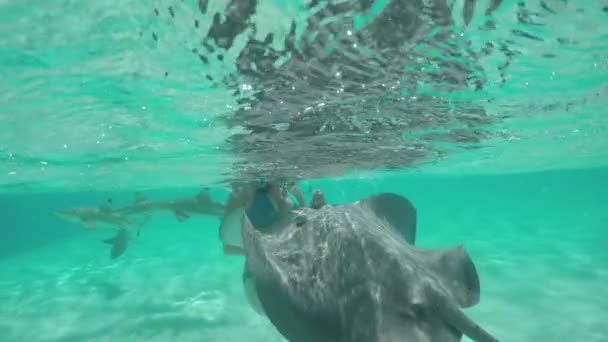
left=422, top=245, right=480, bottom=308
left=438, top=302, right=499, bottom=342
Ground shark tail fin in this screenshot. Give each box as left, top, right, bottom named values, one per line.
left=421, top=245, right=480, bottom=308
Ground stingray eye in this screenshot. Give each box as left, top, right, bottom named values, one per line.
left=411, top=302, right=427, bottom=318
left=295, top=215, right=306, bottom=227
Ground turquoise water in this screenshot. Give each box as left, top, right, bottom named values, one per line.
left=1, top=0, right=608, bottom=341
left=1, top=170, right=607, bottom=341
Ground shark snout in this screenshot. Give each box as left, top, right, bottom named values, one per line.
left=54, top=208, right=86, bottom=224
left=55, top=208, right=75, bottom=217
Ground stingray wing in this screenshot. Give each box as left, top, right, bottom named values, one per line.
left=241, top=212, right=339, bottom=342
left=254, top=277, right=338, bottom=342
left=219, top=207, right=245, bottom=249
left=393, top=245, right=498, bottom=342
left=357, top=193, right=417, bottom=244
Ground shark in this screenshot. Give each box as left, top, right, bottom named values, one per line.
left=115, top=188, right=225, bottom=222
left=55, top=199, right=150, bottom=260
left=241, top=193, right=499, bottom=342
left=56, top=189, right=224, bottom=259
left=55, top=199, right=133, bottom=230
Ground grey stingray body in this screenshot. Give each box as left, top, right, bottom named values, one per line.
left=241, top=193, right=498, bottom=342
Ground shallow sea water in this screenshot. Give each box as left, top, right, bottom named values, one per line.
left=1, top=169, right=607, bottom=341
left=1, top=0, right=607, bottom=341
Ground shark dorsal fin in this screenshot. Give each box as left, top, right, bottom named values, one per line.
left=99, top=198, right=112, bottom=211
left=196, top=188, right=211, bottom=202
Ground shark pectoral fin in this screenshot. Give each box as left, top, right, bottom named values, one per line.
left=437, top=299, right=499, bottom=342
left=358, top=193, right=417, bottom=245
left=102, top=237, right=115, bottom=245
left=174, top=210, right=190, bottom=221
left=421, top=245, right=480, bottom=308
left=110, top=229, right=129, bottom=260
left=83, top=219, right=96, bottom=228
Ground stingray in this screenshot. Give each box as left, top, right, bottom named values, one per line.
left=241, top=193, right=499, bottom=342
